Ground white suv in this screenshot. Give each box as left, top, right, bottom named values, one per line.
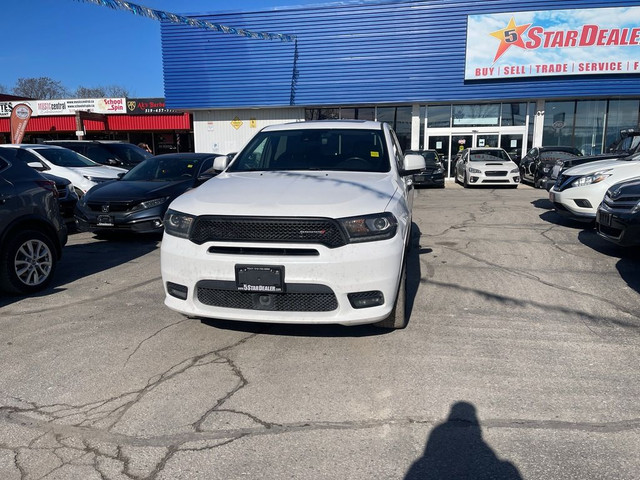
left=160, top=121, right=425, bottom=329
left=548, top=155, right=640, bottom=222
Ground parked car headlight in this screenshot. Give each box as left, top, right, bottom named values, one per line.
left=510, top=168, right=519, bottom=173
left=468, top=167, right=481, bottom=174
left=131, top=197, right=169, bottom=212
left=339, top=212, right=397, bottom=243
left=571, top=170, right=612, bottom=188
left=163, top=209, right=195, bottom=238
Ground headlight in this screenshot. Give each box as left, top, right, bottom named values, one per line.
left=163, top=209, right=195, bottom=238
left=338, top=212, right=397, bottom=243
left=510, top=168, right=519, bottom=173
left=468, top=167, right=481, bottom=174
left=632, top=200, right=640, bottom=214
left=131, top=197, right=169, bottom=212
left=571, top=170, right=612, bottom=188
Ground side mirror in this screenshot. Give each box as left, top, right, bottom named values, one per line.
left=27, top=161, right=48, bottom=171
left=401, top=154, right=426, bottom=176
left=213, top=155, right=229, bottom=172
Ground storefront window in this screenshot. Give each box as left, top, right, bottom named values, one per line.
left=605, top=99, right=640, bottom=151
left=377, top=106, right=412, bottom=150
left=542, top=101, right=575, bottom=147
left=574, top=100, right=606, bottom=155
left=339, top=107, right=375, bottom=120
left=427, top=105, right=451, bottom=127
left=452, top=104, right=500, bottom=127
left=501, top=103, right=527, bottom=126
left=305, top=108, right=339, bottom=120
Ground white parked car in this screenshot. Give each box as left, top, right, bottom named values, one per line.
left=161, top=120, right=426, bottom=329
left=548, top=155, right=640, bottom=222
left=454, top=147, right=520, bottom=187
left=0, top=144, right=127, bottom=195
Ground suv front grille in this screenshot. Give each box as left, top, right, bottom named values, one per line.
left=602, top=192, right=640, bottom=212
left=190, top=216, right=347, bottom=248
left=87, top=201, right=137, bottom=212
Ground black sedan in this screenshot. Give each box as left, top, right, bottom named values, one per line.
left=519, top=146, right=582, bottom=189
left=407, top=149, right=445, bottom=188
left=74, top=153, right=224, bottom=234
left=596, top=176, right=640, bottom=247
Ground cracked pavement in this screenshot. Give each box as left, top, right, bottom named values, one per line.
left=0, top=182, right=638, bottom=479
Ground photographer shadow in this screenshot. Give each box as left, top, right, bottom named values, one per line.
left=405, top=402, right=522, bottom=480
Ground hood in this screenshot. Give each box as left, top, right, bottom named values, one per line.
left=608, top=176, right=640, bottom=195
left=85, top=179, right=193, bottom=203
left=473, top=161, right=518, bottom=169
left=169, top=171, right=398, bottom=218
left=68, top=165, right=128, bottom=178
left=563, top=158, right=640, bottom=176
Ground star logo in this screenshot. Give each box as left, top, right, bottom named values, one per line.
left=489, top=17, right=532, bottom=63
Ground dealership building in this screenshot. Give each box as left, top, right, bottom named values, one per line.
left=161, top=0, right=640, bottom=174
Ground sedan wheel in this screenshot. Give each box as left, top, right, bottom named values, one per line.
left=374, top=257, right=408, bottom=329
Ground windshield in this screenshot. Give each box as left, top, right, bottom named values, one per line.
left=469, top=150, right=511, bottom=162
left=103, top=143, right=153, bottom=163
left=228, top=128, right=390, bottom=173
left=35, top=148, right=100, bottom=167
left=123, top=156, right=203, bottom=181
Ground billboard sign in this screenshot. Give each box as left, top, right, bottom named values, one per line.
left=126, top=98, right=183, bottom=115
left=465, top=7, right=640, bottom=80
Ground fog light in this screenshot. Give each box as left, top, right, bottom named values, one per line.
left=154, top=219, right=163, bottom=228
left=574, top=199, right=593, bottom=208
left=470, top=176, right=479, bottom=183
left=348, top=291, right=384, bottom=309
left=167, top=282, right=188, bottom=300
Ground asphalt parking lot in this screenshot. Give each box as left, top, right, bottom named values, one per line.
left=1, top=181, right=639, bottom=480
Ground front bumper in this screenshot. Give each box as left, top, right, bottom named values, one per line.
left=548, top=187, right=600, bottom=222
left=413, top=173, right=445, bottom=187
left=467, top=172, right=519, bottom=186
left=74, top=205, right=166, bottom=233
left=160, top=233, right=406, bottom=326
left=596, top=206, right=640, bottom=246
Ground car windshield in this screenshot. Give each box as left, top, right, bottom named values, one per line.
left=469, top=150, right=510, bottom=162
left=228, top=128, right=390, bottom=173
left=103, top=143, right=153, bottom=163
left=540, top=151, right=581, bottom=161
left=123, top=156, right=202, bottom=181
left=35, top=148, right=100, bottom=167
left=409, top=150, right=439, bottom=166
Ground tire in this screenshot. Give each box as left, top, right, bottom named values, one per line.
left=463, top=172, right=469, bottom=188
left=374, top=257, right=408, bottom=329
left=0, top=230, right=57, bottom=294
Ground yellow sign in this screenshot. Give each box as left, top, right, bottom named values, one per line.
left=231, top=116, right=243, bottom=130
left=250, top=118, right=257, bottom=128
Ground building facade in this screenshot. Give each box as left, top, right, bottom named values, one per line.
left=160, top=0, right=640, bottom=175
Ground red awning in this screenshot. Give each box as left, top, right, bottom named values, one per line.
left=0, top=113, right=191, bottom=133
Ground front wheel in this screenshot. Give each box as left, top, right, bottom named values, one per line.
left=0, top=230, right=57, bottom=294
left=374, top=258, right=407, bottom=329
left=463, top=172, right=469, bottom=188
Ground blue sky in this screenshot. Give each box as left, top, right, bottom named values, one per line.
left=0, top=0, right=337, bottom=98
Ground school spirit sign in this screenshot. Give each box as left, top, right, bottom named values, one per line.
left=465, top=7, right=640, bottom=80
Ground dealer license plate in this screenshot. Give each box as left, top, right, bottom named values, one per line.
left=235, top=265, right=284, bottom=293
left=97, top=215, right=114, bottom=226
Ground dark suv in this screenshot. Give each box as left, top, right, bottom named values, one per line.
left=43, top=140, right=152, bottom=169
left=0, top=151, right=67, bottom=294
